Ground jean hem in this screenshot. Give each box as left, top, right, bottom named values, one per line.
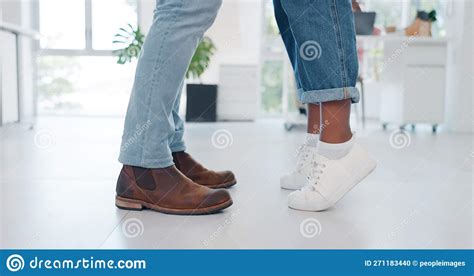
left=298, top=86, right=360, bottom=104
left=118, top=153, right=174, bottom=169
left=170, top=144, right=186, bottom=153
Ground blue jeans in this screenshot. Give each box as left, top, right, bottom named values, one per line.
left=119, top=0, right=222, bottom=168
left=273, top=0, right=360, bottom=104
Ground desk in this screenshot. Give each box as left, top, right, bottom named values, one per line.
left=357, top=35, right=448, bottom=132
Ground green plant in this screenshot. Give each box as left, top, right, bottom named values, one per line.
left=428, top=10, right=437, bottom=22
left=113, top=24, right=216, bottom=82
left=185, top=37, right=216, bottom=82
left=112, top=24, right=145, bottom=64
left=417, top=10, right=437, bottom=23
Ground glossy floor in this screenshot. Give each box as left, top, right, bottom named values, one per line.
left=0, top=117, right=472, bottom=249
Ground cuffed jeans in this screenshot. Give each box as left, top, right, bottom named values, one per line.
left=273, top=0, right=360, bottom=104
left=119, top=0, right=222, bottom=168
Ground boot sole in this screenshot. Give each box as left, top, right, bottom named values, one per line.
left=115, top=196, right=233, bottom=215
left=206, top=179, right=237, bottom=189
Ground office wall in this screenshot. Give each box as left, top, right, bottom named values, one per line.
left=445, top=0, right=473, bottom=133
left=137, top=0, right=263, bottom=119
left=204, top=0, right=263, bottom=83
left=1, top=1, right=21, bottom=23
left=19, top=1, right=36, bottom=122
left=0, top=31, right=20, bottom=123
left=0, top=0, right=36, bottom=124
left=0, top=1, right=22, bottom=124
left=138, top=0, right=263, bottom=84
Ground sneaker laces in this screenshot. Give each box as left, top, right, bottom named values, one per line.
left=296, top=149, right=311, bottom=173
left=304, top=158, right=327, bottom=192
left=296, top=144, right=315, bottom=172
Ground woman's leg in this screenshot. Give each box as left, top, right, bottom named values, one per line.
left=274, top=0, right=321, bottom=190
left=273, top=0, right=321, bottom=136
left=320, top=99, right=352, bottom=144
left=272, top=0, right=303, bottom=90
left=279, top=0, right=376, bottom=211
left=307, top=103, right=321, bottom=135
left=280, top=0, right=360, bottom=104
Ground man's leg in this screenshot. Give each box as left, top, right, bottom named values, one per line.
left=168, top=80, right=186, bottom=153
left=280, top=0, right=376, bottom=211
left=119, top=0, right=222, bottom=168
left=274, top=0, right=320, bottom=190
left=116, top=0, right=232, bottom=215
left=168, top=82, right=237, bottom=189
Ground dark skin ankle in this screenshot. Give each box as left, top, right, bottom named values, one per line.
left=319, top=99, right=353, bottom=144
left=307, top=103, right=321, bottom=135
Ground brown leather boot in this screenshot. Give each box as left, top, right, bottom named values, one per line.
left=172, top=151, right=237, bottom=189
left=115, top=165, right=232, bottom=215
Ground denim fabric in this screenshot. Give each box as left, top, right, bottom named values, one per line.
left=273, top=0, right=360, bottom=104
left=119, top=0, right=222, bottom=168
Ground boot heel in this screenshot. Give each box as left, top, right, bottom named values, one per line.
left=115, top=196, right=143, bottom=211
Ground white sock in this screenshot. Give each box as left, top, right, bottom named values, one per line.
left=305, top=133, right=319, bottom=148
left=317, top=135, right=355, bottom=159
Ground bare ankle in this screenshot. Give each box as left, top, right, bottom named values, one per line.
left=320, top=129, right=352, bottom=144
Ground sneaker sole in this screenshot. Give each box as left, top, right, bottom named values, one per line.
left=280, top=186, right=300, bottom=191
left=289, top=161, right=377, bottom=212
left=326, top=161, right=378, bottom=210
left=280, top=174, right=306, bottom=191
left=115, top=196, right=233, bottom=215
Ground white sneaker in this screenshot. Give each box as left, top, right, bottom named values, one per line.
left=280, top=144, right=315, bottom=190
left=287, top=140, right=376, bottom=211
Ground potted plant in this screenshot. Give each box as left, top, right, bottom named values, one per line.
left=112, top=24, right=145, bottom=64
left=405, top=10, right=437, bottom=36
left=113, top=24, right=218, bottom=122
left=184, top=37, right=217, bottom=122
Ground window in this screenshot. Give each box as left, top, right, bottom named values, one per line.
left=261, top=60, right=283, bottom=114
left=260, top=0, right=296, bottom=116
left=364, top=0, right=405, bottom=29
left=91, top=0, right=138, bottom=50
left=39, top=0, right=138, bottom=52
left=39, top=0, right=86, bottom=49
left=37, top=56, right=136, bottom=116
left=37, top=0, right=138, bottom=115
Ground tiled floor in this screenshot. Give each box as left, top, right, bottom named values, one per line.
left=0, top=117, right=472, bottom=249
